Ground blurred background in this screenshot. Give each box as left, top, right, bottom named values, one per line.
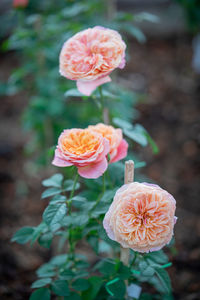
left=0, top=0, right=200, bottom=299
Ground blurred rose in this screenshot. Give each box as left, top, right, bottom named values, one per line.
left=13, top=0, right=28, bottom=8
left=59, top=26, right=126, bottom=96
left=52, top=128, right=109, bottom=179
left=103, top=182, right=177, bottom=253
left=88, top=123, right=128, bottom=163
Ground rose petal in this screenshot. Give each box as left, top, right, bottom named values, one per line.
left=77, top=76, right=111, bottom=96
left=77, top=157, right=108, bottom=179
left=103, top=214, right=116, bottom=241
left=118, top=54, right=126, bottom=69
left=110, top=139, right=128, bottom=163
left=96, top=138, right=110, bottom=162
left=52, top=149, right=73, bottom=167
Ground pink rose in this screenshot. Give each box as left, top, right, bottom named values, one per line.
left=59, top=26, right=126, bottom=96
left=88, top=123, right=128, bottom=163
left=13, top=0, right=28, bottom=8
left=103, top=182, right=177, bottom=253
left=52, top=128, right=109, bottom=179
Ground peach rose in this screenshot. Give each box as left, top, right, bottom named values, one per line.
left=13, top=0, right=28, bottom=8
left=88, top=123, right=128, bottom=163
left=59, top=26, right=126, bottom=96
left=52, top=128, right=109, bottom=179
left=103, top=182, right=177, bottom=253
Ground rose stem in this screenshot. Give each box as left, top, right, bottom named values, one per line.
left=98, top=86, right=110, bottom=124
left=120, top=160, right=134, bottom=266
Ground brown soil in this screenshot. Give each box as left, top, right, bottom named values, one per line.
left=0, top=35, right=200, bottom=299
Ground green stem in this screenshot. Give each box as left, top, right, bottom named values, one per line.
left=131, top=251, right=138, bottom=266
left=67, top=170, right=79, bottom=260
left=91, top=173, right=106, bottom=213
left=102, top=171, right=106, bottom=194
left=98, top=86, right=104, bottom=107
left=68, top=171, right=79, bottom=214
left=98, top=86, right=110, bottom=123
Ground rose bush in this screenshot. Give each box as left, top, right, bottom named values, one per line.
left=10, top=18, right=177, bottom=299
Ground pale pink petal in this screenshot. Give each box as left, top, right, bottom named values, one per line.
left=76, top=76, right=111, bottom=96
left=103, top=215, right=115, bottom=241
left=110, top=139, right=128, bottom=163
left=52, top=149, right=73, bottom=167
left=118, top=54, right=126, bottom=69
left=77, top=157, right=108, bottom=179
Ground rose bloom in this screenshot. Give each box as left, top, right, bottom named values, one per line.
left=13, top=0, right=28, bottom=8
left=103, top=182, right=177, bottom=253
left=52, top=128, right=109, bottom=179
left=88, top=123, right=128, bottom=163
left=59, top=26, right=126, bottom=96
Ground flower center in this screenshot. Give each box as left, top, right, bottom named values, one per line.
left=61, top=130, right=100, bottom=155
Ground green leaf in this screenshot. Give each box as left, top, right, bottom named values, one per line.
left=144, top=132, right=159, bottom=154
left=31, top=278, right=52, bottom=288
left=72, top=278, right=90, bottom=291
left=87, top=236, right=99, bottom=254
left=154, top=267, right=172, bottom=294
left=126, top=25, right=146, bottom=43
left=101, top=190, right=116, bottom=203
left=62, top=3, right=88, bottom=18
left=65, top=88, right=83, bottom=98
left=95, top=259, right=116, bottom=276
left=31, top=222, right=47, bottom=245
left=38, top=232, right=53, bottom=249
left=42, top=187, right=61, bottom=199
left=113, top=118, right=133, bottom=129
left=106, top=278, right=126, bottom=299
left=43, top=203, right=67, bottom=228
left=82, top=276, right=103, bottom=300
left=59, top=269, right=74, bottom=280
left=42, top=174, right=63, bottom=188
left=138, top=260, right=149, bottom=272
left=142, top=266, right=155, bottom=277
left=29, top=288, right=50, bottom=300
left=50, top=195, right=67, bottom=204
left=139, top=293, right=154, bottom=300
left=11, top=227, right=34, bottom=244
left=134, top=161, right=146, bottom=169
left=51, top=280, right=70, bottom=296
left=64, top=214, right=89, bottom=227
left=146, top=250, right=168, bottom=265
left=64, top=292, right=81, bottom=300
left=118, top=263, right=132, bottom=280
left=124, top=125, right=148, bottom=146
left=50, top=254, right=68, bottom=266
left=91, top=202, right=110, bottom=218
left=63, top=179, right=80, bottom=191
left=135, top=12, right=159, bottom=23
left=36, top=263, right=56, bottom=278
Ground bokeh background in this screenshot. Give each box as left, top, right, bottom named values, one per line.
left=0, top=0, right=200, bottom=299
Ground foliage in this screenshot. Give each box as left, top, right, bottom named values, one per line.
left=12, top=169, right=174, bottom=299
left=8, top=1, right=175, bottom=299
left=175, top=0, right=200, bottom=33
left=1, top=0, right=158, bottom=166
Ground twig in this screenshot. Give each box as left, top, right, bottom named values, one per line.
left=120, top=160, right=134, bottom=266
